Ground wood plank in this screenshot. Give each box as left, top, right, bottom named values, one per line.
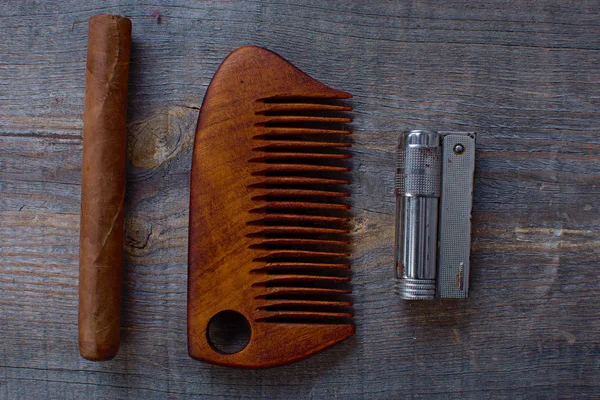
left=1, top=0, right=599, bottom=398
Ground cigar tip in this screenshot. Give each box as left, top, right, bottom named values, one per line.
left=79, top=341, right=120, bottom=361
left=88, top=14, right=132, bottom=29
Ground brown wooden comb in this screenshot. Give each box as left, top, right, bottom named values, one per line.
left=188, top=46, right=354, bottom=368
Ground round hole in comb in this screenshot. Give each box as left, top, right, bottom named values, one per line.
left=206, top=310, right=251, bottom=355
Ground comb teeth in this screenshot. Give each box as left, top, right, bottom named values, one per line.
left=253, top=140, right=351, bottom=149
left=257, top=115, right=352, bottom=125
left=250, top=96, right=353, bottom=325
left=249, top=176, right=350, bottom=186
left=256, top=127, right=351, bottom=136
left=248, top=214, right=350, bottom=224
left=252, top=164, right=350, bottom=173
left=256, top=102, right=352, bottom=113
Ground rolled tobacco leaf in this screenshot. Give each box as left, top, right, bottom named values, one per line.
left=79, top=14, right=131, bottom=361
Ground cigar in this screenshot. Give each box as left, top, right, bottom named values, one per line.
left=79, top=14, right=131, bottom=361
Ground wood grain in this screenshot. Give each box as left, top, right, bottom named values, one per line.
left=1, top=0, right=599, bottom=398
left=188, top=46, right=354, bottom=368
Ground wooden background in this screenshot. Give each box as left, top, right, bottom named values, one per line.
left=1, top=0, right=599, bottom=398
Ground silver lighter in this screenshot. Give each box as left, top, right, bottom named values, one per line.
left=394, top=130, right=475, bottom=300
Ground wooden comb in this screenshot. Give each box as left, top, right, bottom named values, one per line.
left=188, top=46, right=354, bottom=368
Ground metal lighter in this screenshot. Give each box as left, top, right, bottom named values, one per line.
left=394, top=130, right=475, bottom=300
